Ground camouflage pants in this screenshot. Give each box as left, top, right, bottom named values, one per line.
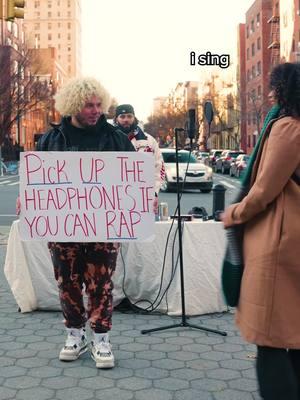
left=48, top=242, right=119, bottom=333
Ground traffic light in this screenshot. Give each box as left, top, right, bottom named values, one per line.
left=6, top=0, right=25, bottom=21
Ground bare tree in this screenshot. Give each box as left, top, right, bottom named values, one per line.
left=0, top=45, right=53, bottom=155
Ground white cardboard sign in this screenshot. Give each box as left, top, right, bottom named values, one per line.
left=19, top=151, right=155, bottom=242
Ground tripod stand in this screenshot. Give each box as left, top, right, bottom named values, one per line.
left=141, top=128, right=227, bottom=336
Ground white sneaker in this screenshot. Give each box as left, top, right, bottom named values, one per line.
left=91, top=333, right=114, bottom=369
left=59, top=327, right=88, bottom=361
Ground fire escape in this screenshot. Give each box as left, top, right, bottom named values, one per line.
left=268, top=5, right=280, bottom=67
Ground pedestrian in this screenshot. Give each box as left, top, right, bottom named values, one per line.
left=36, top=77, right=135, bottom=368
left=114, top=104, right=165, bottom=214
left=222, top=62, right=300, bottom=399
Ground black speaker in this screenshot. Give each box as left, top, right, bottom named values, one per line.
left=187, top=109, right=196, bottom=139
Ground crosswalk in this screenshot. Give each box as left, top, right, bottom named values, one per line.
left=0, top=177, right=19, bottom=187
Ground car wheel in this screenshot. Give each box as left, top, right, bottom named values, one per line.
left=160, top=178, right=170, bottom=192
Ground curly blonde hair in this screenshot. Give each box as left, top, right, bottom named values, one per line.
left=54, top=77, right=111, bottom=116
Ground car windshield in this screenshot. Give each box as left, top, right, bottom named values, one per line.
left=162, top=152, right=197, bottom=164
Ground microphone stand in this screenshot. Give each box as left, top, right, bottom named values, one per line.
left=141, top=128, right=227, bottom=336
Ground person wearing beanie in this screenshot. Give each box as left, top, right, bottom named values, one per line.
left=34, top=78, right=135, bottom=369
left=114, top=104, right=165, bottom=214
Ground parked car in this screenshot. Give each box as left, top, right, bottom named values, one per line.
left=229, top=154, right=250, bottom=178
left=204, top=149, right=223, bottom=168
left=160, top=149, right=213, bottom=193
left=196, top=151, right=209, bottom=162
left=214, top=150, right=245, bottom=174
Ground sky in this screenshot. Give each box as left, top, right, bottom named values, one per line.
left=81, top=0, right=254, bottom=121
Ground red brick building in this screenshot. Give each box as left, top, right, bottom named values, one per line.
left=239, top=0, right=273, bottom=154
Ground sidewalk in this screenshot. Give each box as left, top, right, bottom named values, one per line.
left=0, top=242, right=260, bottom=400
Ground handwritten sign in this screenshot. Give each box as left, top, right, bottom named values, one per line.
left=19, top=151, right=155, bottom=242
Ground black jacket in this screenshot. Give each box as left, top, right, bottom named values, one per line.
left=36, top=115, right=135, bottom=152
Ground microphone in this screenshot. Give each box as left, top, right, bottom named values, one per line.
left=187, top=109, right=196, bottom=139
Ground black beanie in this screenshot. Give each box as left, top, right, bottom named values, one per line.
left=115, top=104, right=135, bottom=117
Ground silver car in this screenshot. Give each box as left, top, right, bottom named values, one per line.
left=160, top=149, right=213, bottom=193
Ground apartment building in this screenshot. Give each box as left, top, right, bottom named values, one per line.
left=23, top=0, right=82, bottom=78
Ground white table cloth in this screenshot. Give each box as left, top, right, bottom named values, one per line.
left=4, top=219, right=227, bottom=315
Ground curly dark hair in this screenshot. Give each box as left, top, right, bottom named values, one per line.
left=270, top=62, right=300, bottom=117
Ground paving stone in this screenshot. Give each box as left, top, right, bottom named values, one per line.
left=182, top=343, right=211, bottom=353
left=118, top=358, right=151, bottom=370
left=174, top=389, right=213, bottom=400
left=0, top=357, right=15, bottom=367
left=186, top=359, right=219, bottom=370
left=135, top=350, right=166, bottom=361
left=0, top=342, right=26, bottom=351
left=27, top=341, right=57, bottom=351
left=91, top=367, right=133, bottom=379
left=214, top=389, right=254, bottom=400
left=229, top=377, right=258, bottom=392
left=56, top=387, right=94, bottom=400
left=5, top=349, right=38, bottom=359
left=195, top=336, right=224, bottom=345
left=110, top=335, right=134, bottom=345
left=135, top=336, right=164, bottom=345
left=242, top=368, right=256, bottom=379
left=191, top=377, right=227, bottom=392
left=213, top=343, right=244, bottom=352
left=206, top=368, right=241, bottom=380
left=117, top=376, right=152, bottom=391
left=15, top=387, right=54, bottom=400
left=16, top=357, right=50, bottom=368
left=0, top=387, right=16, bottom=400
left=0, top=335, right=15, bottom=342
left=95, top=387, right=133, bottom=400
left=165, top=337, right=194, bottom=345
left=16, top=335, right=44, bottom=343
left=150, top=343, right=181, bottom=352
left=42, top=376, right=77, bottom=389
left=119, top=342, right=149, bottom=352
left=220, top=359, right=253, bottom=370
left=152, top=358, right=185, bottom=370
left=64, top=366, right=97, bottom=378
left=135, top=366, right=169, bottom=379
left=28, top=366, right=62, bottom=378
left=168, top=350, right=199, bottom=361
left=114, top=350, right=135, bottom=360
left=0, top=366, right=27, bottom=378
left=201, top=351, right=232, bottom=362
left=170, top=368, right=205, bottom=381
left=154, top=377, right=189, bottom=391
left=135, top=388, right=173, bottom=400
left=3, top=376, right=41, bottom=389
left=6, top=328, right=34, bottom=336
left=122, top=329, right=141, bottom=337
left=78, top=376, right=114, bottom=389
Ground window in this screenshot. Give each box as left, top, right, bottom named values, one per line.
left=256, top=13, right=260, bottom=26
left=258, top=85, right=261, bottom=98
left=58, top=33, right=61, bottom=39
left=67, top=0, right=71, bottom=6
left=48, top=12, right=52, bottom=17
left=48, top=23, right=52, bottom=29
left=68, top=22, right=71, bottom=29
left=58, top=43, right=61, bottom=49
left=48, top=0, right=52, bottom=7
left=246, top=26, right=249, bottom=38
left=247, top=48, right=250, bottom=60
left=34, top=23, right=40, bottom=30
left=252, top=65, right=255, bottom=78
left=257, top=37, right=261, bottom=50
left=257, top=61, right=261, bottom=75
left=67, top=33, right=71, bottom=40
left=252, top=111, right=256, bottom=125
left=48, top=33, right=52, bottom=40
left=247, top=69, right=250, bottom=81
left=251, top=88, right=256, bottom=100
left=251, top=43, right=255, bottom=56
left=34, top=1, right=40, bottom=7
left=58, top=22, right=61, bottom=28
left=57, top=11, right=60, bottom=16
left=57, top=0, right=60, bottom=5
left=35, top=33, right=40, bottom=40
left=68, top=11, right=71, bottom=17
left=251, top=20, right=254, bottom=33
left=252, top=135, right=256, bottom=147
